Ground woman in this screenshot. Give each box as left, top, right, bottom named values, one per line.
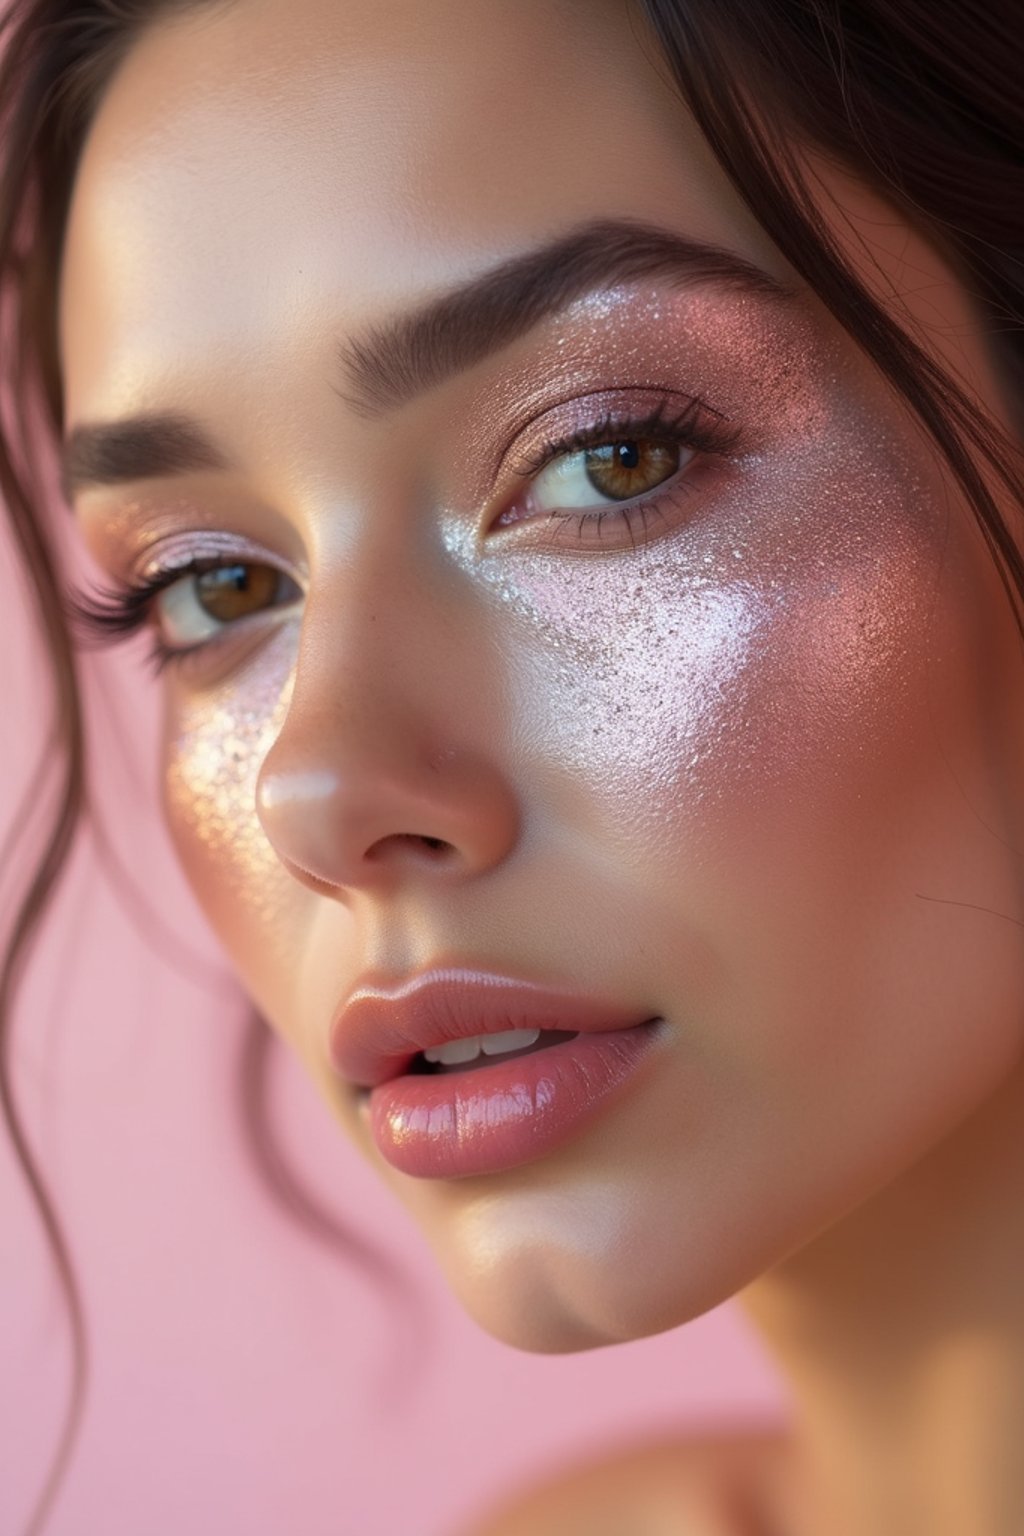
left=3, top=0, right=1022, bottom=1532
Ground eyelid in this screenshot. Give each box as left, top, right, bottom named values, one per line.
left=129, top=528, right=308, bottom=589
left=494, top=385, right=736, bottom=487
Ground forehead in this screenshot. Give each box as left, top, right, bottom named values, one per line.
left=58, top=0, right=784, bottom=423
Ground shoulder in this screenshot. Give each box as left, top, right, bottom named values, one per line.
left=457, top=1426, right=793, bottom=1536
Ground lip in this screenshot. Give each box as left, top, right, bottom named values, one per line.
left=328, top=968, right=666, bottom=1179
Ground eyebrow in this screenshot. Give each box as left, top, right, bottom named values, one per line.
left=61, top=413, right=231, bottom=500
left=61, top=217, right=794, bottom=494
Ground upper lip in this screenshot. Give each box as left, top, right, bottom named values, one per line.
left=328, top=966, right=653, bottom=1090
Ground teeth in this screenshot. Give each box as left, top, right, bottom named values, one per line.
left=423, top=1035, right=480, bottom=1065
left=423, top=1028, right=542, bottom=1066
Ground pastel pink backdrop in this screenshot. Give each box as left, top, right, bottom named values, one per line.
left=1, top=507, right=786, bottom=1536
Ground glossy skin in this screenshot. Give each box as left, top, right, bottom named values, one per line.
left=59, top=2, right=1024, bottom=1532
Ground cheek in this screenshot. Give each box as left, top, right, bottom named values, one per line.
left=438, top=413, right=1024, bottom=1330
left=160, top=625, right=309, bottom=1015
left=491, top=427, right=944, bottom=861
left=491, top=377, right=1024, bottom=922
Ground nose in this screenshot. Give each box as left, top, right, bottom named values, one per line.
left=254, top=590, right=520, bottom=896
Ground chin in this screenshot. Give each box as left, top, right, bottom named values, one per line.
left=458, top=1284, right=620, bottom=1355
left=438, top=1240, right=732, bottom=1356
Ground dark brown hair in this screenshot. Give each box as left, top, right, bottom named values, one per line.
left=0, top=0, right=1021, bottom=1531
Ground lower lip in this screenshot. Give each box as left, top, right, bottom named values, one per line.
left=360, top=1019, right=666, bottom=1179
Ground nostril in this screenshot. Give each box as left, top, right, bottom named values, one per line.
left=365, top=832, right=454, bottom=861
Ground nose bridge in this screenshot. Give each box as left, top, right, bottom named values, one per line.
left=254, top=549, right=520, bottom=892
left=294, top=538, right=487, bottom=770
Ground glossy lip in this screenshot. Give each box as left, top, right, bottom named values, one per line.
left=362, top=1018, right=666, bottom=1179
left=328, top=966, right=655, bottom=1090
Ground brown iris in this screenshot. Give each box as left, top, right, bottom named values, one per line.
left=194, top=562, right=280, bottom=623
left=583, top=438, right=681, bottom=501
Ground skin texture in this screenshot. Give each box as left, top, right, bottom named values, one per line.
left=58, top=1, right=1024, bottom=1532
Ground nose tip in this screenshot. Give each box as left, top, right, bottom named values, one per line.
left=255, top=747, right=518, bottom=895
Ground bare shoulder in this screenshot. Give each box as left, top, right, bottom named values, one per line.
left=456, top=1425, right=794, bottom=1536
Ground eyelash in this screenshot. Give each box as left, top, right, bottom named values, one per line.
left=515, top=393, right=738, bottom=479
left=67, top=555, right=245, bottom=676
left=69, top=392, right=741, bottom=674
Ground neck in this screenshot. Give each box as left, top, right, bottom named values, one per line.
left=738, top=1059, right=1024, bottom=1536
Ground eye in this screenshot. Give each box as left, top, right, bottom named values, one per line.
left=490, top=392, right=741, bottom=549
left=155, top=560, right=302, bottom=649
left=530, top=437, right=692, bottom=511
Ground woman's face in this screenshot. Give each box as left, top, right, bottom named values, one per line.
left=61, top=0, right=1024, bottom=1350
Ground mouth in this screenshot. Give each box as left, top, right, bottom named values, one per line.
left=330, top=966, right=656, bottom=1093
left=332, top=968, right=665, bottom=1178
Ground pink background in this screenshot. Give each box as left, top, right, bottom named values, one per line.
left=1, top=511, right=786, bottom=1536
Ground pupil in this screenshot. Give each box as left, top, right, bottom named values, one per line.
left=615, top=441, right=640, bottom=469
